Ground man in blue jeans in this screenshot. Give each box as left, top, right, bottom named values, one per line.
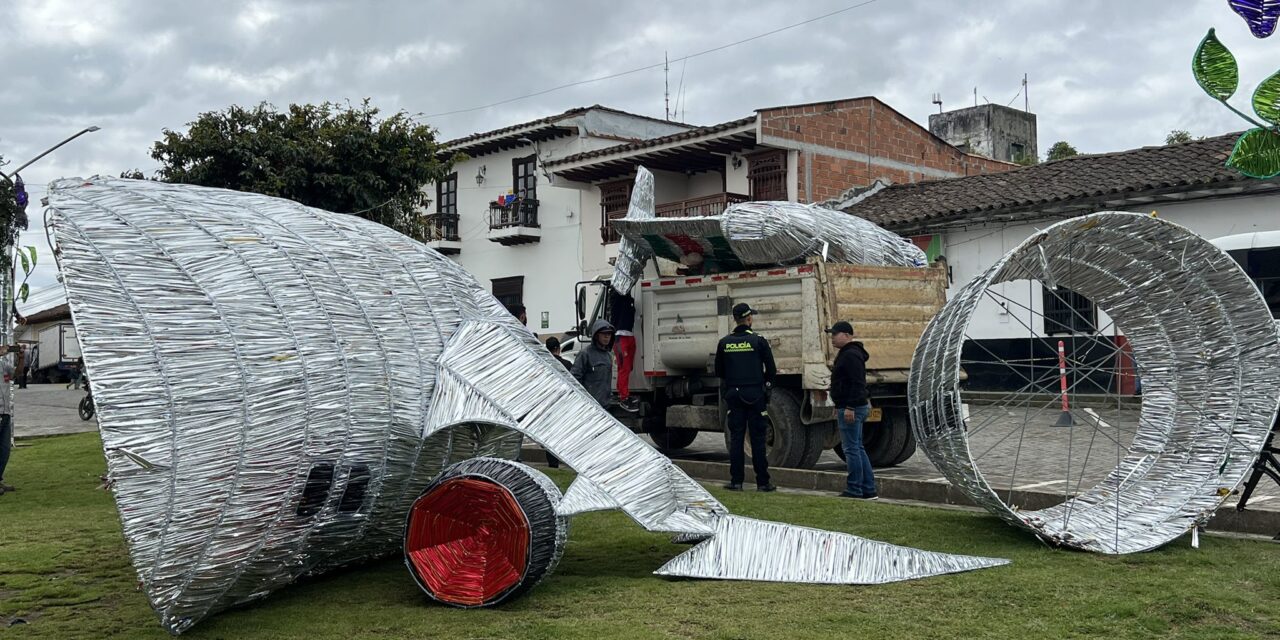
left=0, top=349, right=15, bottom=496
left=827, top=321, right=876, bottom=500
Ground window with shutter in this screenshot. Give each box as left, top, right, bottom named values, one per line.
left=747, top=151, right=787, bottom=201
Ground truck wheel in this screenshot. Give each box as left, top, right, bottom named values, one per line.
left=723, top=389, right=809, bottom=469
left=647, top=424, right=699, bottom=452
left=887, top=425, right=917, bottom=466
left=798, top=420, right=835, bottom=469
left=867, top=407, right=910, bottom=467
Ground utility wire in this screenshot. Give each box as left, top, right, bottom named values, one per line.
left=423, top=0, right=881, bottom=119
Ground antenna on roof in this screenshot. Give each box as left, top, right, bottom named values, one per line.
left=973, top=87, right=978, bottom=107
left=1023, top=73, right=1029, bottom=112
left=664, top=51, right=670, bottom=121
left=931, top=93, right=943, bottom=114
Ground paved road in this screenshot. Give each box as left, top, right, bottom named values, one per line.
left=12, top=384, right=96, bottom=438
left=661, top=403, right=1280, bottom=511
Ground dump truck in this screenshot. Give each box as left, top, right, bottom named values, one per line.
left=566, top=257, right=947, bottom=469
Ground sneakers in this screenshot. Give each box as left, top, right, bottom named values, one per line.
left=757, top=484, right=777, bottom=492
left=0, top=483, right=13, bottom=493
left=838, top=491, right=879, bottom=500
left=619, top=397, right=640, bottom=413
left=723, top=482, right=743, bottom=491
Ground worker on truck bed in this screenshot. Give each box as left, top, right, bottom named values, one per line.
left=715, top=303, right=777, bottom=493
left=610, top=288, right=639, bottom=413
left=827, top=321, right=877, bottom=500
left=571, top=320, right=616, bottom=409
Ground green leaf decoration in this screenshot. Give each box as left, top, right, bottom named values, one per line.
left=18, top=283, right=29, bottom=303
left=1193, top=28, right=1239, bottom=101
left=1253, top=69, right=1280, bottom=125
left=18, top=250, right=29, bottom=275
left=1226, top=127, right=1280, bottom=178
left=26, top=246, right=36, bottom=269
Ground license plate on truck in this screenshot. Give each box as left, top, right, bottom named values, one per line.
left=867, top=408, right=883, bottom=422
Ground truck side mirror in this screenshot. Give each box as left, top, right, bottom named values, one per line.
left=575, top=287, right=586, bottom=324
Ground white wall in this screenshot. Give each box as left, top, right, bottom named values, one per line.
left=725, top=155, right=750, bottom=195
left=941, top=194, right=1280, bottom=341
left=432, top=135, right=591, bottom=335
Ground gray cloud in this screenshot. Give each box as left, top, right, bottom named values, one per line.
left=5, top=0, right=1271, bottom=300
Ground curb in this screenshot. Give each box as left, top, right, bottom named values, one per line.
left=520, top=446, right=1280, bottom=538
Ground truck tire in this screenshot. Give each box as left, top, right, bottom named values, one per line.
left=798, top=420, right=835, bottom=469
left=887, top=425, right=917, bottom=466
left=867, top=407, right=910, bottom=467
left=722, top=389, right=809, bottom=469
left=831, top=408, right=915, bottom=468
left=647, top=424, right=699, bottom=452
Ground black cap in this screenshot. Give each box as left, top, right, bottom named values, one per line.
left=732, top=303, right=755, bottom=320
left=825, top=321, right=854, bottom=335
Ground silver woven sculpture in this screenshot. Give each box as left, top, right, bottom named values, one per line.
left=909, top=211, right=1280, bottom=553
left=610, top=168, right=926, bottom=291
left=49, top=177, right=1007, bottom=634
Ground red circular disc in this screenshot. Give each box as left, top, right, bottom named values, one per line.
left=405, top=477, right=531, bottom=606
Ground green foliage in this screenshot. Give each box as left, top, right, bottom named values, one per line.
left=149, top=100, right=459, bottom=241
left=1193, top=28, right=1239, bottom=101
left=0, top=158, right=25, bottom=276
left=4, top=433, right=1280, bottom=639
left=1045, top=141, right=1079, bottom=162
left=1012, top=152, right=1038, bottom=166
left=1166, top=129, right=1194, bottom=144
left=1226, top=127, right=1280, bottom=178
left=1252, top=69, right=1280, bottom=125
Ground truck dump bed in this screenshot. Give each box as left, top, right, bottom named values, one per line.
left=638, top=259, right=946, bottom=389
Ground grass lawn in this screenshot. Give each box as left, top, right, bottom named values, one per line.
left=1, top=432, right=1278, bottom=639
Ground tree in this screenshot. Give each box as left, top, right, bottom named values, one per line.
left=149, top=100, right=458, bottom=240
left=1166, top=129, right=1193, bottom=144
left=1045, top=141, right=1079, bottom=162
left=0, top=158, right=27, bottom=274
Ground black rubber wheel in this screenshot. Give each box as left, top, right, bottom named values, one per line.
left=722, top=389, right=809, bottom=469
left=647, top=424, right=699, bottom=452
left=78, top=395, right=94, bottom=421
left=797, top=420, right=835, bottom=469
left=866, top=407, right=910, bottom=467
left=887, top=422, right=917, bottom=467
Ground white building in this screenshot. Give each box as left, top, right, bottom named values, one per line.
left=425, top=98, right=1015, bottom=335
left=847, top=133, right=1280, bottom=391
left=423, top=106, right=692, bottom=334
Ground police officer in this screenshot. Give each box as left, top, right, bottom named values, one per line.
left=715, top=303, right=777, bottom=492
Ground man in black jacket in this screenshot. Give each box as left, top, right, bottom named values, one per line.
left=715, top=303, right=777, bottom=492
left=827, top=321, right=876, bottom=499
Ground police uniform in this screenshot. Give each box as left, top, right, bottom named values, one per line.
left=714, top=303, right=777, bottom=490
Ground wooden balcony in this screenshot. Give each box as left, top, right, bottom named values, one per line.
left=655, top=192, right=749, bottom=218
left=424, top=213, right=462, bottom=255
left=488, top=198, right=540, bottom=246
left=602, top=192, right=750, bottom=243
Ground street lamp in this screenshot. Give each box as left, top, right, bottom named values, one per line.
left=2, top=126, right=102, bottom=181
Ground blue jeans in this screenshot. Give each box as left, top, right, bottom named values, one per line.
left=837, top=404, right=875, bottom=496
left=0, top=414, right=11, bottom=484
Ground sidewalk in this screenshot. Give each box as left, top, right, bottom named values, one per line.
left=10, top=384, right=96, bottom=438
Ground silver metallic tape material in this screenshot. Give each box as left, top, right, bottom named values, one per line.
left=50, top=177, right=1008, bottom=634
left=909, top=211, right=1280, bottom=553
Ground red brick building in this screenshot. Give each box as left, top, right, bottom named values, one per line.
left=547, top=96, right=1016, bottom=250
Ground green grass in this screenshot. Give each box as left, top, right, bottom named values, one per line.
left=1, top=432, right=1278, bottom=639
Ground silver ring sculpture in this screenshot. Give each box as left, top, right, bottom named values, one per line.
left=910, top=211, right=1280, bottom=553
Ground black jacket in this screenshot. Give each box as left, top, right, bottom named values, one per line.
left=830, top=341, right=869, bottom=408
left=609, top=290, right=636, bottom=332
left=715, top=325, right=776, bottom=389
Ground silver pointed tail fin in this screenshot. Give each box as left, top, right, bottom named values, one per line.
left=655, top=515, right=1009, bottom=584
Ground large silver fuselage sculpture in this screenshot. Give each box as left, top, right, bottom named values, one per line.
left=49, top=178, right=1006, bottom=634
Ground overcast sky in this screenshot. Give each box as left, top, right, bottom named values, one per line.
left=5, top=0, right=1275, bottom=303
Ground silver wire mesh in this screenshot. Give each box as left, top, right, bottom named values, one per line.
left=50, top=177, right=1009, bottom=633
left=718, top=201, right=927, bottom=268
left=609, top=166, right=656, bottom=294
left=909, top=211, right=1280, bottom=553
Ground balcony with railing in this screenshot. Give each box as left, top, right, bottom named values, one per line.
left=602, top=192, right=750, bottom=243
left=488, top=198, right=540, bottom=245
left=424, top=213, right=462, bottom=255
